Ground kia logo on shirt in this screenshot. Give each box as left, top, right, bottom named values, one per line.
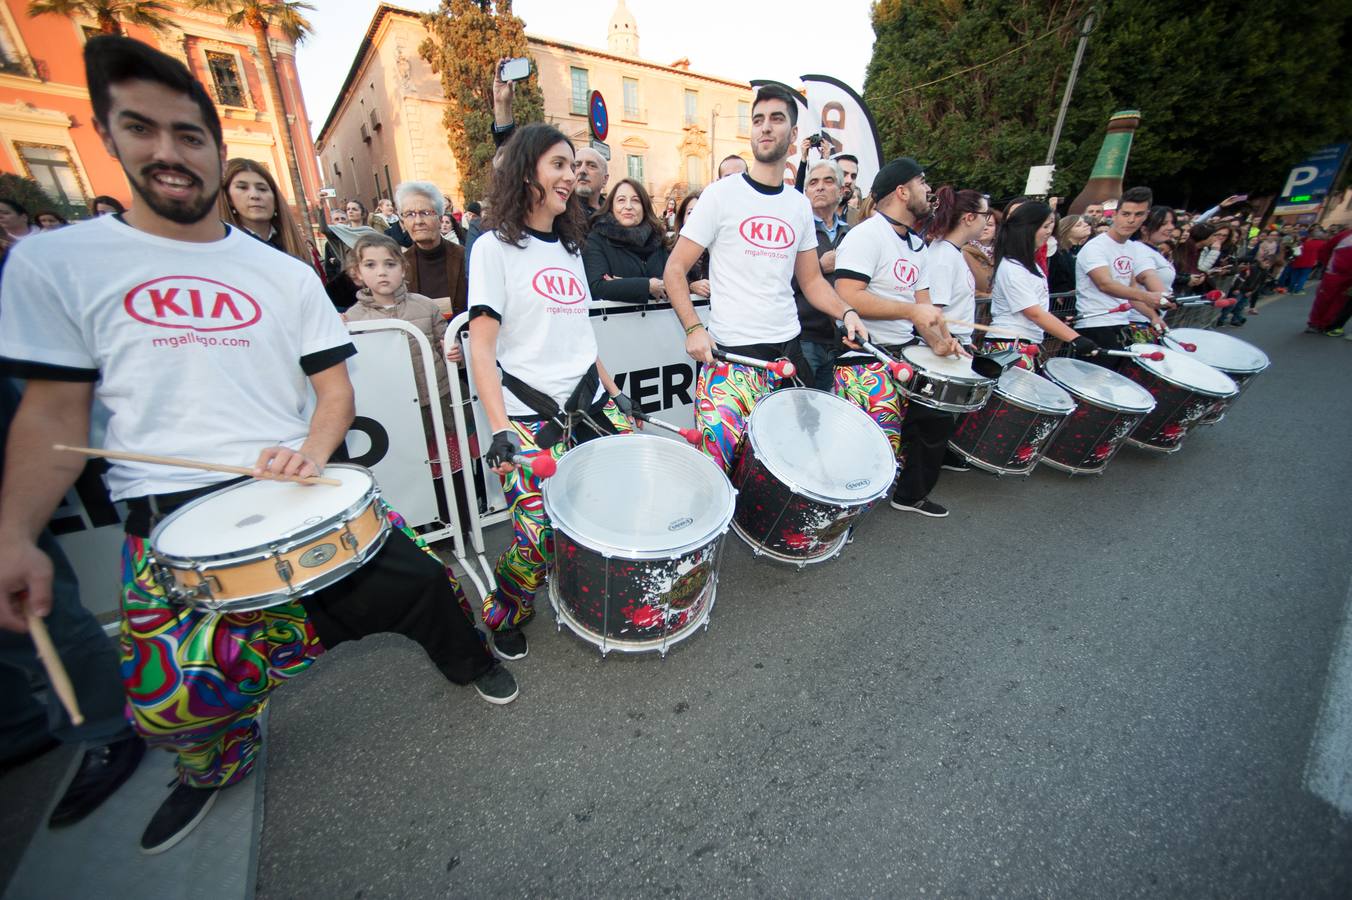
left=739, top=216, right=796, bottom=250
left=1113, top=256, right=1133, bottom=276
left=893, top=259, right=920, bottom=287
left=532, top=267, right=586, bottom=304
left=123, top=276, right=262, bottom=331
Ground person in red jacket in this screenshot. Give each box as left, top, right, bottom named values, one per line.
left=1306, top=227, right=1352, bottom=334
left=1280, top=227, right=1328, bottom=294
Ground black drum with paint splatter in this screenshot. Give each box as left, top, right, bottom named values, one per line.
left=1041, top=358, right=1156, bottom=475
left=950, top=367, right=1076, bottom=476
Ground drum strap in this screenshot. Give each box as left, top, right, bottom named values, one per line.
left=498, top=364, right=618, bottom=449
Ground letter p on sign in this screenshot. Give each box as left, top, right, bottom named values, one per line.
left=1282, top=165, right=1318, bottom=198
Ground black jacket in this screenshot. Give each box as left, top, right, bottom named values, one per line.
left=1048, top=247, right=1078, bottom=297
left=583, top=217, right=670, bottom=304
left=793, top=215, right=851, bottom=343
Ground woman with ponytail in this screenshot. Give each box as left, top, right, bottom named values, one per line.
left=926, top=187, right=990, bottom=347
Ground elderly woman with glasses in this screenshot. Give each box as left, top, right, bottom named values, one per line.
left=395, top=180, right=468, bottom=319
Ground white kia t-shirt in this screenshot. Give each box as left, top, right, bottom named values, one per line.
left=679, top=173, right=817, bottom=346
left=989, top=258, right=1051, bottom=343
left=1074, top=232, right=1138, bottom=325
left=1126, top=241, right=1167, bottom=324
left=926, top=238, right=976, bottom=340
left=0, top=215, right=355, bottom=500
left=468, top=229, right=598, bottom=417
left=833, top=214, right=930, bottom=349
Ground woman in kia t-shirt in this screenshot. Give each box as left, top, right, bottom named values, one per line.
left=986, top=201, right=1098, bottom=369
left=466, top=124, right=634, bottom=662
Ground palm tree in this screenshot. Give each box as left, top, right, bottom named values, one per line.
left=28, top=0, right=174, bottom=35
left=192, top=0, right=316, bottom=236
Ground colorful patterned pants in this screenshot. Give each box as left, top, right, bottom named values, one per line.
left=831, top=361, right=905, bottom=456
left=121, top=509, right=485, bottom=789
left=694, top=360, right=787, bottom=473
left=482, top=401, right=632, bottom=632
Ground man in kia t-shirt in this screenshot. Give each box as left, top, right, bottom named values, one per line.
left=0, top=36, right=516, bottom=857
left=1073, top=186, right=1169, bottom=366
left=663, top=84, right=867, bottom=471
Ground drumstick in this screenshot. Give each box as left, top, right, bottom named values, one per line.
left=711, top=350, right=796, bottom=379
left=1101, top=349, right=1165, bottom=361
left=512, top=452, right=557, bottom=479
left=856, top=340, right=915, bottom=384
left=942, top=319, right=1024, bottom=338
left=53, top=445, right=343, bottom=486
left=27, top=612, right=83, bottom=725
left=631, top=410, right=702, bottom=445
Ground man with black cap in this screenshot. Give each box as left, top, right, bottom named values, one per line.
left=831, top=157, right=963, bottom=518
left=663, top=83, right=867, bottom=472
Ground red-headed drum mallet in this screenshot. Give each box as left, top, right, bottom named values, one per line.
left=711, top=349, right=796, bottom=379
left=1101, top=349, right=1165, bottom=361
left=857, top=339, right=915, bottom=384
left=512, top=452, right=557, bottom=479
left=631, top=409, right=702, bottom=445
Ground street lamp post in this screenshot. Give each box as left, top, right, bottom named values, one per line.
left=1045, top=6, right=1099, bottom=168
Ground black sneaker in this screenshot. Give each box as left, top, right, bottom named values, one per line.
left=473, top=664, right=519, bottom=705
left=140, top=782, right=219, bottom=855
left=49, top=734, right=146, bottom=828
left=491, top=626, right=528, bottom=661
left=890, top=497, right=950, bottom=517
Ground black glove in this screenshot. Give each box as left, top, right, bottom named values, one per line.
left=1068, top=336, right=1100, bottom=359
left=486, top=430, right=521, bottom=469
left=610, top=392, right=636, bottom=418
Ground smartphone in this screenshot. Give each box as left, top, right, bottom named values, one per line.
left=499, top=57, right=531, bottom=83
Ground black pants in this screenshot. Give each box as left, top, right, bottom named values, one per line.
left=1077, top=325, right=1129, bottom=371
left=894, top=402, right=957, bottom=504
left=302, top=528, right=494, bottom=685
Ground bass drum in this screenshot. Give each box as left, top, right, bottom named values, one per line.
left=731, top=388, right=894, bottom=566
left=1122, top=344, right=1237, bottom=452
left=1041, top=358, right=1156, bottom=475
left=950, top=366, right=1075, bottom=476
left=1161, top=328, right=1269, bottom=425
left=542, top=434, right=735, bottom=656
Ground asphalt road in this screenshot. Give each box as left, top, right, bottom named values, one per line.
left=248, top=294, right=1352, bottom=898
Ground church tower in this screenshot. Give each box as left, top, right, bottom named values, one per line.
left=608, top=0, right=639, bottom=57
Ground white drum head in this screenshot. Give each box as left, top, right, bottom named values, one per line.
left=997, top=366, right=1075, bottom=414
left=153, top=465, right=375, bottom=559
left=1043, top=357, right=1156, bottom=413
left=1162, top=328, right=1270, bottom=375
left=747, top=388, right=895, bottom=505
left=901, top=345, right=983, bottom=380
left=1129, top=344, right=1238, bottom=398
left=543, top=434, right=734, bottom=559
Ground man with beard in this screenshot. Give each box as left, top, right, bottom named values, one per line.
left=0, top=36, right=515, bottom=856
left=663, top=84, right=867, bottom=472
left=830, top=158, right=963, bottom=518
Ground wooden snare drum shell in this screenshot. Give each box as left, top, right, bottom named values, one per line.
left=160, top=499, right=386, bottom=612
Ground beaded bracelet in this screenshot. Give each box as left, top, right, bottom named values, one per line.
left=684, top=322, right=705, bottom=335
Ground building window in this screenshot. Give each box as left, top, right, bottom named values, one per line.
left=206, top=51, right=247, bottom=108
left=623, top=78, right=640, bottom=118
left=570, top=67, right=590, bottom=116
left=685, top=155, right=703, bottom=190
left=737, top=101, right=750, bottom=137
left=0, top=18, right=28, bottom=76
left=16, top=143, right=88, bottom=210
left=626, top=154, right=645, bottom=183
left=684, top=90, right=698, bottom=127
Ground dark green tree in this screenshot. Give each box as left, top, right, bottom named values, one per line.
left=419, top=0, right=544, bottom=203
left=865, top=0, right=1352, bottom=207
left=0, top=174, right=62, bottom=219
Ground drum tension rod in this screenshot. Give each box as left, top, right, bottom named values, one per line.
left=340, top=522, right=360, bottom=553
left=271, top=547, right=296, bottom=592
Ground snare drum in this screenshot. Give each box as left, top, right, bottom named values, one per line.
left=1161, top=328, right=1269, bottom=424
left=1041, top=358, right=1156, bottom=475
left=949, top=367, right=1076, bottom=476
left=1122, top=344, right=1238, bottom=452
left=898, top=345, right=995, bottom=412
left=149, top=465, right=390, bottom=613
left=731, top=388, right=894, bottom=566
left=542, top=434, right=735, bottom=656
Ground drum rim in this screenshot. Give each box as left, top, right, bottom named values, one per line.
left=150, top=463, right=381, bottom=565
left=745, top=387, right=895, bottom=506
left=1042, top=357, right=1157, bottom=413
left=1162, top=329, right=1271, bottom=375
left=1128, top=343, right=1239, bottom=398
left=900, top=344, right=991, bottom=384
left=542, top=433, right=736, bottom=561
left=994, top=367, right=1076, bottom=415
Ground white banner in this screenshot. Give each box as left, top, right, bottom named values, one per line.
left=800, top=74, right=884, bottom=199
left=592, top=301, right=709, bottom=432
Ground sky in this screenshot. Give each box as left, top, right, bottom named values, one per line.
left=294, top=0, right=878, bottom=139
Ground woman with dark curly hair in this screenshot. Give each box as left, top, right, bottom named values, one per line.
left=466, top=123, right=634, bottom=661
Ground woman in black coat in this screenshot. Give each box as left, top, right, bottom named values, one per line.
left=583, top=178, right=674, bottom=304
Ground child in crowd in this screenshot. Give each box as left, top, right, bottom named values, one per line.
left=342, top=233, right=475, bottom=482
